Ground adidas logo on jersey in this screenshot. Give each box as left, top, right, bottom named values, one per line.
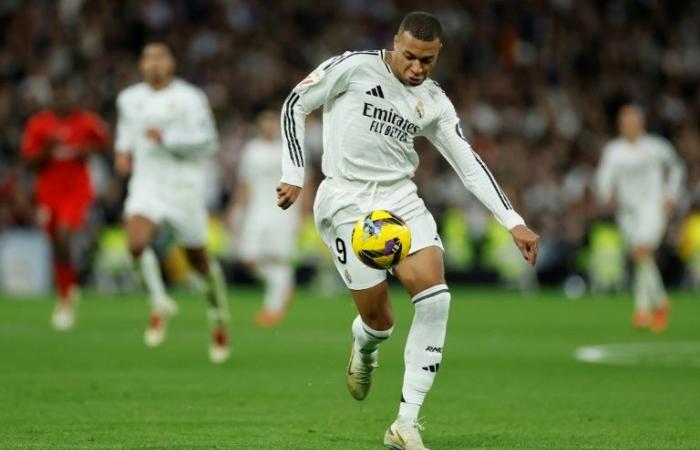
left=366, top=85, right=385, bottom=98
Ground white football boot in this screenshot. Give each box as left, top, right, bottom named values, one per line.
left=384, top=417, right=429, bottom=450
left=51, top=289, right=80, bottom=331
left=143, top=298, right=177, bottom=347
left=346, top=343, right=378, bottom=400
left=207, top=309, right=230, bottom=364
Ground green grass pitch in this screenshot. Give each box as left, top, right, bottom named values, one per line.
left=1, top=286, right=699, bottom=449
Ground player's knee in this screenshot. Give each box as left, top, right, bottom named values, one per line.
left=128, top=241, right=148, bottom=258
left=632, top=245, right=653, bottom=262
left=362, top=310, right=394, bottom=331
left=185, top=250, right=209, bottom=274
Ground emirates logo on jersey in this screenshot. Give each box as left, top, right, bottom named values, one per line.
left=415, top=100, right=425, bottom=119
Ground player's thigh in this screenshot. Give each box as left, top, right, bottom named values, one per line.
left=124, top=194, right=162, bottom=252
left=236, top=216, right=264, bottom=262
left=55, top=195, right=91, bottom=232
left=394, top=246, right=446, bottom=298
left=168, top=201, right=208, bottom=249
left=394, top=211, right=446, bottom=298
left=619, top=207, right=665, bottom=251
left=238, top=211, right=295, bottom=262
left=124, top=214, right=159, bottom=254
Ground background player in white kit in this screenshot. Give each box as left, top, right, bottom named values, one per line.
left=597, top=104, right=686, bottom=333
left=114, top=43, right=230, bottom=363
left=276, top=12, right=539, bottom=450
left=230, top=110, right=301, bottom=327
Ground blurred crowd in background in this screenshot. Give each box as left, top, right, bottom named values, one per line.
left=1, top=0, right=700, bottom=293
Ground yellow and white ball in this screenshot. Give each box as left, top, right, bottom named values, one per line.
left=351, top=210, right=411, bottom=270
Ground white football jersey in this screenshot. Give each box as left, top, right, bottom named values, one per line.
left=115, top=78, right=218, bottom=200
left=281, top=50, right=524, bottom=230
left=596, top=134, right=686, bottom=211
left=239, top=136, right=299, bottom=218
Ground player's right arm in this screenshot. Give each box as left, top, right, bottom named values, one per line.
left=114, top=92, right=135, bottom=176
left=595, top=143, right=618, bottom=209
left=277, top=52, right=362, bottom=209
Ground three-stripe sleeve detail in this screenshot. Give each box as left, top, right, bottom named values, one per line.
left=454, top=124, right=512, bottom=210
left=283, top=92, right=303, bottom=167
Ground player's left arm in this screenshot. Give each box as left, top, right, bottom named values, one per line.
left=423, top=93, right=539, bottom=265
left=155, top=90, right=218, bottom=158
left=80, top=112, right=110, bottom=156
left=656, top=137, right=686, bottom=214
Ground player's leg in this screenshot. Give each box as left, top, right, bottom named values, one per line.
left=632, top=245, right=669, bottom=332
left=125, top=214, right=176, bottom=346
left=630, top=244, right=653, bottom=328
left=347, top=280, right=394, bottom=400
left=380, top=206, right=448, bottom=450
left=322, top=219, right=392, bottom=400
left=47, top=197, right=90, bottom=330
left=383, top=245, right=448, bottom=450
left=49, top=223, right=79, bottom=330
left=184, top=247, right=231, bottom=363
left=253, top=257, right=295, bottom=326
left=125, top=214, right=172, bottom=308
left=251, top=220, right=298, bottom=326
left=313, top=180, right=394, bottom=398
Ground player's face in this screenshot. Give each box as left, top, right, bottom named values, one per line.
left=618, top=106, right=645, bottom=142
left=51, top=84, right=72, bottom=116
left=392, top=31, right=442, bottom=86
left=139, top=44, right=175, bottom=85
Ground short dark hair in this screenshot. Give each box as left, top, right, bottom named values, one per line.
left=398, top=12, right=443, bottom=42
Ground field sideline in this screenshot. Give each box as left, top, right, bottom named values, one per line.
left=1, top=287, right=699, bottom=449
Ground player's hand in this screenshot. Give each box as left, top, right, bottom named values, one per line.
left=276, top=182, right=301, bottom=210
left=510, top=224, right=539, bottom=266
left=115, top=153, right=132, bottom=176
left=145, top=128, right=163, bottom=144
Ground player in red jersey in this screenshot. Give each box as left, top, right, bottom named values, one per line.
left=21, top=80, right=109, bottom=330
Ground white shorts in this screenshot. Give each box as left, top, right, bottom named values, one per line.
left=124, top=191, right=208, bottom=248
left=313, top=178, right=443, bottom=290
left=237, top=207, right=298, bottom=261
left=617, top=205, right=666, bottom=249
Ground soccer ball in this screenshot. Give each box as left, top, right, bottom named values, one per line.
left=351, top=210, right=412, bottom=270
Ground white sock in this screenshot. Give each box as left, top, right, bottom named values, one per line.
left=205, top=258, right=230, bottom=326
left=643, top=259, right=667, bottom=308
left=137, top=247, right=169, bottom=310
left=352, top=315, right=393, bottom=357
left=399, top=284, right=451, bottom=420
left=633, top=262, right=652, bottom=312
left=259, top=262, right=294, bottom=314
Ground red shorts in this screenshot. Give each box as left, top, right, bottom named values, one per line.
left=37, top=193, right=92, bottom=235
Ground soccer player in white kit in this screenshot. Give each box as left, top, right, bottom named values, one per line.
left=597, top=105, right=686, bottom=333
left=114, top=43, right=230, bottom=363
left=276, top=13, right=539, bottom=449
left=231, top=110, right=301, bottom=327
